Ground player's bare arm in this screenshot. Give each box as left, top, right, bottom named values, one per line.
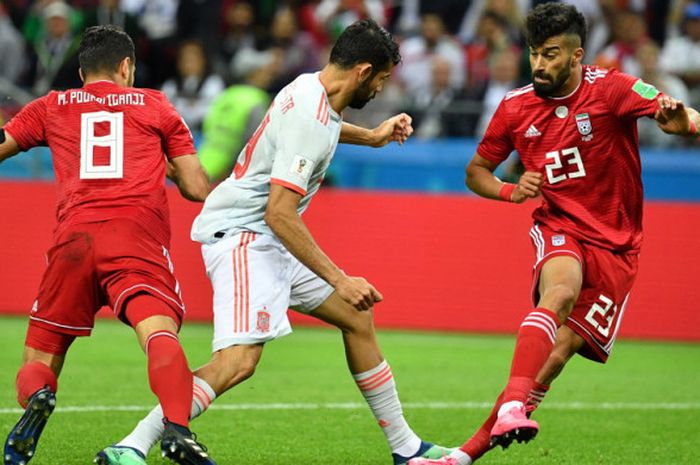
left=466, top=153, right=543, bottom=203
left=0, top=129, right=21, bottom=163
left=655, top=96, right=700, bottom=138
left=167, top=154, right=210, bottom=202
left=264, top=184, right=383, bottom=311
left=339, top=113, right=413, bottom=147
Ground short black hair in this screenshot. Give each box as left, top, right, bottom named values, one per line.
left=79, top=25, right=136, bottom=76
left=525, top=3, right=587, bottom=50
left=329, top=19, right=401, bottom=72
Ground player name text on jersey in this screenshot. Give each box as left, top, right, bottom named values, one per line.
left=57, top=90, right=145, bottom=107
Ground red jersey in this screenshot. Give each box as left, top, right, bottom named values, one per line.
left=4, top=81, right=195, bottom=246
left=478, top=66, right=662, bottom=252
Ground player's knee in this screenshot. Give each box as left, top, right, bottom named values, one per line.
left=341, top=308, right=376, bottom=336
left=541, top=285, right=577, bottom=317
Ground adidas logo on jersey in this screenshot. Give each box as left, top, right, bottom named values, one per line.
left=524, top=124, right=542, bottom=138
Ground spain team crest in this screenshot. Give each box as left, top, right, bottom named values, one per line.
left=575, top=113, right=592, bottom=135
left=256, top=310, right=270, bottom=333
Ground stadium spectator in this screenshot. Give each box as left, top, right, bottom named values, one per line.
left=659, top=2, right=700, bottom=108
left=0, top=4, right=26, bottom=85
left=162, top=40, right=225, bottom=130
left=463, top=10, right=515, bottom=92
left=216, top=0, right=257, bottom=80
left=26, top=1, right=82, bottom=94
left=411, top=56, right=471, bottom=139
left=458, top=0, right=525, bottom=45
left=637, top=40, right=691, bottom=147
left=314, top=0, right=387, bottom=40
left=398, top=13, right=465, bottom=100
left=134, top=0, right=179, bottom=87
left=176, top=0, right=222, bottom=57
left=594, top=9, right=649, bottom=76
left=82, top=0, right=140, bottom=41
left=97, top=19, right=450, bottom=465
left=409, top=4, right=700, bottom=465
left=20, top=0, right=85, bottom=45
left=474, top=48, right=524, bottom=137
left=0, top=25, right=215, bottom=465
left=262, top=7, right=322, bottom=93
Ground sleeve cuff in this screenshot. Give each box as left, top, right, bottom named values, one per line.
left=270, top=177, right=307, bottom=196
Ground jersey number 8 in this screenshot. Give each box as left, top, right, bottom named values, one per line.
left=80, top=111, right=124, bottom=179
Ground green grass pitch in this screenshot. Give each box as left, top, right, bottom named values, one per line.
left=0, top=315, right=698, bottom=464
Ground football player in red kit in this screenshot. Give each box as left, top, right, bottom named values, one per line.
left=410, top=4, right=700, bottom=465
left=0, top=26, right=215, bottom=465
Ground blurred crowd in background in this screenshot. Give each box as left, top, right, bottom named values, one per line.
left=0, top=0, right=699, bottom=179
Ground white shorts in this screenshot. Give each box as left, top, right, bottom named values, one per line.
left=201, top=231, right=334, bottom=351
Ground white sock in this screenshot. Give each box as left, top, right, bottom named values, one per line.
left=191, top=376, right=217, bottom=419
left=449, top=449, right=473, bottom=465
left=353, top=360, right=421, bottom=457
left=497, top=400, right=524, bottom=418
left=118, top=376, right=217, bottom=455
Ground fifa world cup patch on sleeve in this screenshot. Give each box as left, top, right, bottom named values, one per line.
left=632, top=79, right=659, bottom=99
left=289, top=155, right=313, bottom=182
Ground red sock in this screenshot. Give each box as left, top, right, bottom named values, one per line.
left=146, top=331, right=193, bottom=427
left=16, top=361, right=58, bottom=408
left=503, top=308, right=558, bottom=403
left=461, top=390, right=504, bottom=460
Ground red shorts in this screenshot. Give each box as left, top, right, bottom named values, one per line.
left=29, top=219, right=185, bottom=337
left=529, top=224, right=638, bottom=363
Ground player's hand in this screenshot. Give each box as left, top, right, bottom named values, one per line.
left=511, top=171, right=543, bottom=203
left=370, top=113, right=414, bottom=147
left=655, top=96, right=691, bottom=135
left=335, top=275, right=383, bottom=311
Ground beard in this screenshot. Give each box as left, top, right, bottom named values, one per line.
left=532, top=59, right=572, bottom=98
left=348, top=77, right=376, bottom=109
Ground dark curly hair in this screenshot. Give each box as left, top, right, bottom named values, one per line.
left=329, top=19, right=401, bottom=72
left=525, top=3, right=587, bottom=50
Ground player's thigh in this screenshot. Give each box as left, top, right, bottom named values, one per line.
left=565, top=246, right=638, bottom=363
left=31, top=225, right=102, bottom=337
left=202, top=232, right=294, bottom=351
left=96, top=219, right=186, bottom=327
left=530, top=224, right=584, bottom=308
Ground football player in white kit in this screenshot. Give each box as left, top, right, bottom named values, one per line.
left=96, top=19, right=450, bottom=465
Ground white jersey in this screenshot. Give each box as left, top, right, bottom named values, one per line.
left=192, top=73, right=342, bottom=243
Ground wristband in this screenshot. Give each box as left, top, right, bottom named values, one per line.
left=498, top=183, right=516, bottom=202
left=689, top=119, right=698, bottom=137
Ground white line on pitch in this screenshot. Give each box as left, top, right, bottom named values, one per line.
left=0, top=401, right=699, bottom=415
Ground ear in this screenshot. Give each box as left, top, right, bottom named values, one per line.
left=78, top=67, right=85, bottom=83
left=119, top=57, right=131, bottom=79
left=572, top=47, right=585, bottom=67
left=357, top=63, right=373, bottom=82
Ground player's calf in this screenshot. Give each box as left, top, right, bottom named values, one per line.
left=4, top=387, right=56, bottom=465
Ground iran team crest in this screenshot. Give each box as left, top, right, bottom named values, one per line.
left=575, top=113, right=592, bottom=135
left=552, top=235, right=566, bottom=246
left=256, top=309, right=270, bottom=333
